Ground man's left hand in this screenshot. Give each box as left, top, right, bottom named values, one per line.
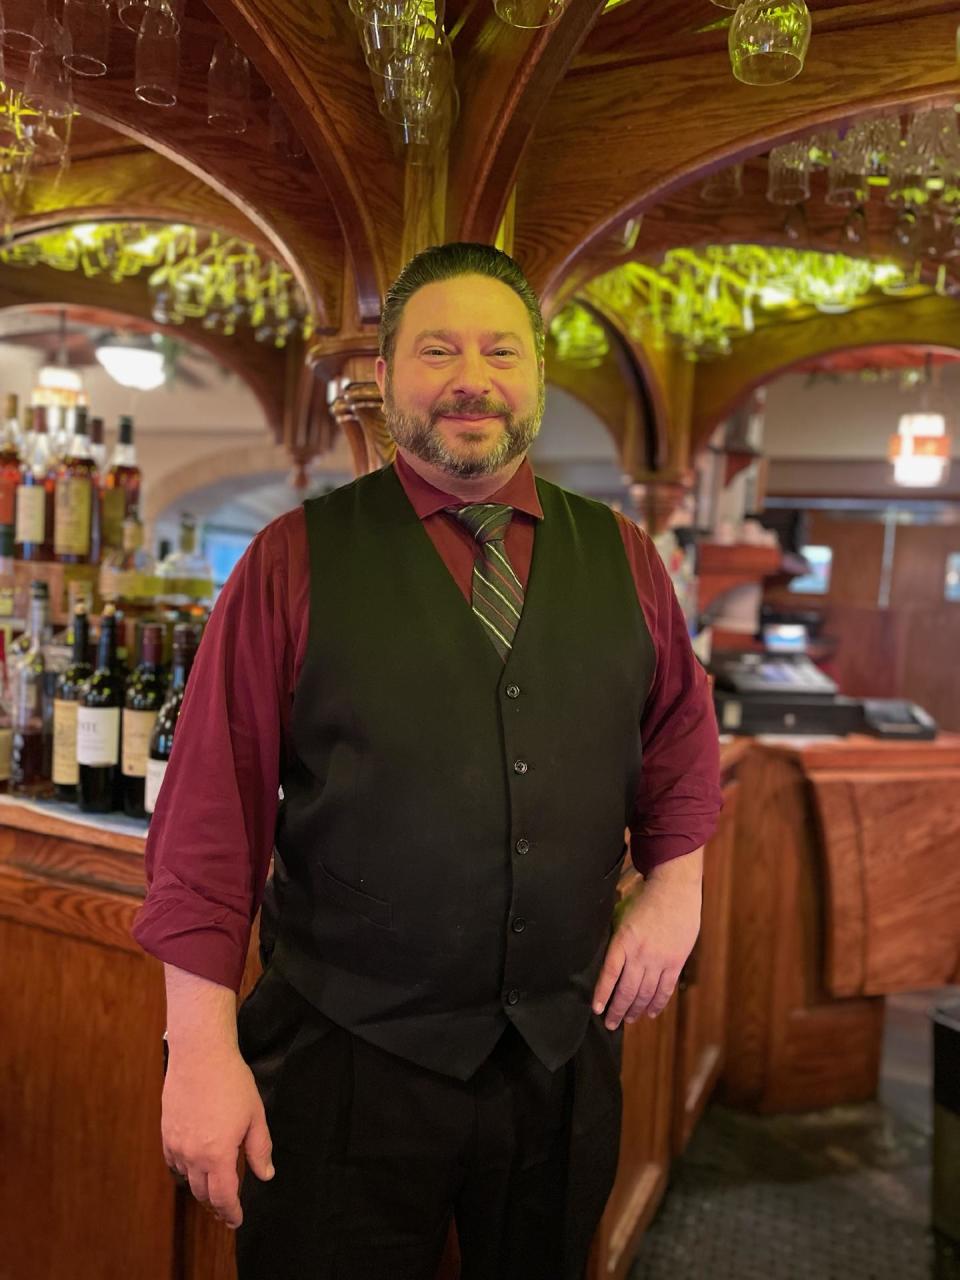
left=592, top=857, right=703, bottom=1031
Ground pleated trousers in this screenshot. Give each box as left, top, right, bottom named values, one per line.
left=234, top=965, right=623, bottom=1280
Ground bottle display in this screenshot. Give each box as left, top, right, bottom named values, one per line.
left=15, top=406, right=55, bottom=563
left=122, top=622, right=166, bottom=819
left=100, top=415, right=140, bottom=553
left=52, top=603, right=93, bottom=802
left=54, top=406, right=97, bottom=564
left=10, top=581, right=54, bottom=798
left=77, top=604, right=126, bottom=814
left=146, top=622, right=199, bottom=817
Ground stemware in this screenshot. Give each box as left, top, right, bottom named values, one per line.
left=0, top=0, right=47, bottom=55
left=766, top=141, right=810, bottom=205
left=62, top=0, right=110, bottom=77
left=700, top=164, right=743, bottom=206
left=492, top=0, right=569, bottom=30
left=134, top=0, right=180, bottom=107
left=207, top=32, right=250, bottom=134
left=729, top=0, right=811, bottom=86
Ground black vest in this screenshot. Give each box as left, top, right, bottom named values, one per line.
left=272, top=464, right=655, bottom=1080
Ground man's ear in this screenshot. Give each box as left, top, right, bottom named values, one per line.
left=374, top=356, right=388, bottom=398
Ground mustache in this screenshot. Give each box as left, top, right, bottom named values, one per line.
left=431, top=398, right=511, bottom=421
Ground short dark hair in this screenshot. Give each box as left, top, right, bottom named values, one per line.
left=379, top=242, right=545, bottom=366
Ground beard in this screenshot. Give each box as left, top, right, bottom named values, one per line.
left=383, top=379, right=545, bottom=478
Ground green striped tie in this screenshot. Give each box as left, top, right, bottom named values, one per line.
left=446, top=503, right=524, bottom=661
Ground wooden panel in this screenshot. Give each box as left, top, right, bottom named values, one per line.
left=721, top=748, right=884, bottom=1112
left=587, top=999, right=678, bottom=1280
left=810, top=770, right=960, bottom=996
left=672, top=780, right=738, bottom=1156
left=0, top=915, right=173, bottom=1280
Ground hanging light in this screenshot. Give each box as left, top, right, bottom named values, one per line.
left=95, top=335, right=167, bottom=391
left=889, top=412, right=951, bottom=487
left=36, top=309, right=85, bottom=404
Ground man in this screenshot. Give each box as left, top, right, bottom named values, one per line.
left=133, top=242, right=721, bottom=1280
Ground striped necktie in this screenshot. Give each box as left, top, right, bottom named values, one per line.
left=446, top=503, right=524, bottom=661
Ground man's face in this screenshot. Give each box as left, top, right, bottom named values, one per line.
left=375, top=274, right=545, bottom=479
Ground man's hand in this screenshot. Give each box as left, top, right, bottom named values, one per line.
left=592, top=850, right=703, bottom=1031
left=162, top=1045, right=275, bottom=1229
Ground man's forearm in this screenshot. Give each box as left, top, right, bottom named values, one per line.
left=164, top=963, right=239, bottom=1055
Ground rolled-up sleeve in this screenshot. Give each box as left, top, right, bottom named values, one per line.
left=615, top=514, right=723, bottom=875
left=131, top=507, right=308, bottom=991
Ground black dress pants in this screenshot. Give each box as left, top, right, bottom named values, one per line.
left=234, top=966, right=622, bottom=1280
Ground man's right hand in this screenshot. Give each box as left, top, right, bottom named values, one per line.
left=161, top=1046, right=275, bottom=1229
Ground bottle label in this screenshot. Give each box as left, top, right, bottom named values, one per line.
left=76, top=706, right=120, bottom=767
left=101, top=488, right=126, bottom=549
left=145, top=757, right=168, bottom=814
left=122, top=709, right=158, bottom=778
left=54, top=476, right=93, bottom=557
left=0, top=725, right=11, bottom=782
left=15, top=485, right=46, bottom=545
left=53, top=699, right=79, bottom=785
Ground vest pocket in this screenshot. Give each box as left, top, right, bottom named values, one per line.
left=317, top=860, right=393, bottom=929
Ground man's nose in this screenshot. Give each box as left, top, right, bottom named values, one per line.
left=450, top=350, right=492, bottom=399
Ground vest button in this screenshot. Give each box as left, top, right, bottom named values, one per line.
left=506, top=989, right=521, bottom=1006
left=511, top=917, right=526, bottom=934
left=515, top=838, right=530, bottom=855
left=513, top=760, right=528, bottom=774
left=506, top=684, right=521, bottom=698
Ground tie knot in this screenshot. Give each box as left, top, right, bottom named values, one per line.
left=447, top=503, right=514, bottom=546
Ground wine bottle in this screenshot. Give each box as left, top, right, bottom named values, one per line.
left=54, top=405, right=96, bottom=564
left=122, top=622, right=166, bottom=820
left=145, top=622, right=199, bottom=818
left=0, top=393, right=21, bottom=556
left=0, top=629, right=11, bottom=794
left=10, top=581, right=55, bottom=798
left=15, top=406, right=55, bottom=563
left=101, top=415, right=141, bottom=554
left=52, top=603, right=93, bottom=802
left=77, top=604, right=126, bottom=813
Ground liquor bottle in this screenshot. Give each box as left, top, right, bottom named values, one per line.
left=89, top=416, right=106, bottom=473
left=10, top=581, right=55, bottom=798
left=156, top=514, right=214, bottom=607
left=4, top=392, right=23, bottom=454
left=122, top=622, right=166, bottom=820
left=0, top=630, right=11, bottom=794
left=54, top=405, right=96, bottom=565
left=15, top=406, right=55, bottom=563
left=101, top=415, right=141, bottom=554
left=0, top=394, right=21, bottom=557
left=145, top=622, right=199, bottom=818
left=100, top=515, right=156, bottom=606
left=52, top=603, right=93, bottom=802
left=77, top=604, right=126, bottom=813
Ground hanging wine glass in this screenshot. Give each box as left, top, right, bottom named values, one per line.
left=729, top=0, right=811, bottom=86
left=766, top=142, right=810, bottom=205
left=700, top=164, right=743, bottom=206
left=0, top=0, right=47, bottom=54
left=62, top=0, right=111, bottom=77
left=134, top=0, right=180, bottom=107
left=492, top=0, right=569, bottom=30
left=207, top=32, right=250, bottom=134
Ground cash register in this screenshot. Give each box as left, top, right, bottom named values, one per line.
left=710, top=652, right=937, bottom=739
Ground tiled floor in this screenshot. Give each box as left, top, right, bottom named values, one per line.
left=629, top=989, right=960, bottom=1280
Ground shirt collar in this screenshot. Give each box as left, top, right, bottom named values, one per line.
left=393, top=449, right=544, bottom=521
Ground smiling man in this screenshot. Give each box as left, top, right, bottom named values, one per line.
left=133, top=243, right=722, bottom=1280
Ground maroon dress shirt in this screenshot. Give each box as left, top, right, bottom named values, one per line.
left=132, top=452, right=722, bottom=992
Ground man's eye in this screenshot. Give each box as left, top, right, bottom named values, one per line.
left=422, top=348, right=450, bottom=357
left=492, top=349, right=517, bottom=358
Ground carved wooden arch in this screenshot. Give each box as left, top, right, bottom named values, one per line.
left=0, top=262, right=288, bottom=440
left=2, top=19, right=345, bottom=329
left=514, top=3, right=960, bottom=305
left=17, top=145, right=271, bottom=254
left=200, top=0, right=404, bottom=318
left=691, top=291, right=960, bottom=452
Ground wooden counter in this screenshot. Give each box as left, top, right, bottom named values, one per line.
left=721, top=734, right=960, bottom=1114
left=0, top=739, right=770, bottom=1279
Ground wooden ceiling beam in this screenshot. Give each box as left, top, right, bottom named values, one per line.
left=446, top=0, right=607, bottom=244
left=514, top=5, right=960, bottom=305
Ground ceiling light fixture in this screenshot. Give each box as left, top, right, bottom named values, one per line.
left=95, top=335, right=167, bottom=391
